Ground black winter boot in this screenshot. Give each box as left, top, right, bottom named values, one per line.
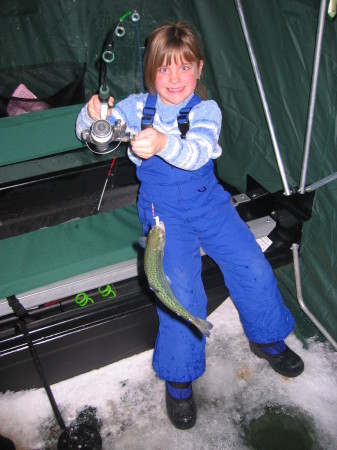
left=0, top=434, right=15, bottom=450
left=165, top=382, right=196, bottom=430
left=249, top=340, right=304, bottom=377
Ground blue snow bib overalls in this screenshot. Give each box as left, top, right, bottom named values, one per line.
left=137, top=93, right=295, bottom=382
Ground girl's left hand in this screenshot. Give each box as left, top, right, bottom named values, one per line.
left=131, top=128, right=168, bottom=159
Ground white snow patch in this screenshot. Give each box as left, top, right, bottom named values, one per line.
left=0, top=298, right=336, bottom=449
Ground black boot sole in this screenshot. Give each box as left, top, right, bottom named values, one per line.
left=249, top=341, right=304, bottom=378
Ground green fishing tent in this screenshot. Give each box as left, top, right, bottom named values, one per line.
left=0, top=0, right=336, bottom=350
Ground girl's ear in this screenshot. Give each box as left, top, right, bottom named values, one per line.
left=197, top=60, right=204, bottom=79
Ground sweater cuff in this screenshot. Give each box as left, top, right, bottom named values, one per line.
left=84, top=104, right=95, bottom=123
left=157, top=134, right=175, bottom=162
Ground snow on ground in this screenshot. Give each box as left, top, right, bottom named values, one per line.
left=0, top=298, right=336, bottom=450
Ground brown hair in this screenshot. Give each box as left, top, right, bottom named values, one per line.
left=143, top=21, right=207, bottom=100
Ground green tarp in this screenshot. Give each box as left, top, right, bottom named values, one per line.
left=0, top=204, right=142, bottom=298
left=0, top=105, right=81, bottom=166
left=0, top=0, right=336, bottom=343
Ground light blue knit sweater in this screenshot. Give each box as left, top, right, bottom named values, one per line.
left=76, top=92, right=222, bottom=171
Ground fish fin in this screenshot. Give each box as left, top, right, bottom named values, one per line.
left=193, top=318, right=214, bottom=338
left=148, top=282, right=160, bottom=296
left=138, top=236, right=147, bottom=249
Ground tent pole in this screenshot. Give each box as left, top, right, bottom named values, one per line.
left=291, top=244, right=337, bottom=350
left=305, top=171, right=337, bottom=192
left=234, top=0, right=291, bottom=196
left=299, top=0, right=328, bottom=194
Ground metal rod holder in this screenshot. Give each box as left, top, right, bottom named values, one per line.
left=234, top=0, right=292, bottom=196
left=291, top=243, right=337, bottom=350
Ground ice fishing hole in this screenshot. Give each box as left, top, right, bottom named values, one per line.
left=243, top=404, right=321, bottom=450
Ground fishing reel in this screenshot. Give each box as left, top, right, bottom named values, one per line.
left=81, top=118, right=132, bottom=154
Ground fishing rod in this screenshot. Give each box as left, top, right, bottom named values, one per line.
left=8, top=295, right=102, bottom=449
left=83, top=9, right=143, bottom=212
left=81, top=9, right=141, bottom=154
left=96, top=155, right=117, bottom=213
left=82, top=9, right=142, bottom=211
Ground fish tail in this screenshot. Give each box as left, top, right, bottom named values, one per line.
left=193, top=318, right=214, bottom=338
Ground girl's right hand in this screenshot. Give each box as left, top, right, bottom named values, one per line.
left=87, top=94, right=114, bottom=120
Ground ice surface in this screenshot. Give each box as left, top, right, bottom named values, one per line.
left=0, top=298, right=336, bottom=449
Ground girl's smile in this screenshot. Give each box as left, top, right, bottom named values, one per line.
left=155, top=56, right=203, bottom=106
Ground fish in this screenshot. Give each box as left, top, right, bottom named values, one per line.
left=140, top=217, right=213, bottom=338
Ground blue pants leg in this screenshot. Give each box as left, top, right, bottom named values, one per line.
left=196, top=184, right=295, bottom=344
left=137, top=183, right=295, bottom=382
left=138, top=196, right=208, bottom=382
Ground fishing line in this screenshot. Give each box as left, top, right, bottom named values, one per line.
left=84, top=138, right=122, bottom=155
left=136, top=20, right=144, bottom=91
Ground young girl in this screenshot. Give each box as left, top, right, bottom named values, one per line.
left=76, top=21, right=304, bottom=430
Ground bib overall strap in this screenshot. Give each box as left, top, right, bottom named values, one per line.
left=141, top=93, right=202, bottom=138
left=141, top=93, right=157, bottom=129
left=177, top=94, right=202, bottom=139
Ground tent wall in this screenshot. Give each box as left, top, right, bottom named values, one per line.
left=169, top=0, right=337, bottom=343
left=0, top=0, right=173, bottom=104
left=1, top=0, right=336, bottom=343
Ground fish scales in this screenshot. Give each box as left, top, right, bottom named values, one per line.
left=143, top=220, right=213, bottom=338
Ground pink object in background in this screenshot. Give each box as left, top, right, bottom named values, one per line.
left=7, top=83, right=50, bottom=116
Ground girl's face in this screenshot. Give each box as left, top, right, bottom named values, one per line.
left=155, top=54, right=203, bottom=106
